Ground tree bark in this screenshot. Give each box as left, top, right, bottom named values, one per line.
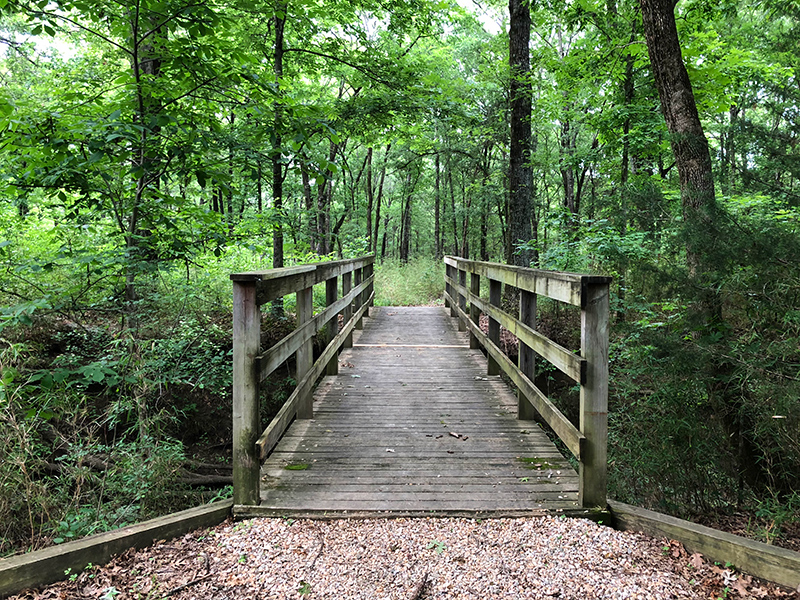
left=272, top=0, right=287, bottom=274
left=639, top=0, right=716, bottom=274
left=508, top=0, right=533, bottom=267
left=366, top=147, right=374, bottom=252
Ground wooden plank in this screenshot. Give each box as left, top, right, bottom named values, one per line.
left=519, top=288, right=536, bottom=420
left=579, top=282, right=609, bottom=508
left=488, top=277, right=501, bottom=375
left=325, top=276, right=339, bottom=376
left=609, top=500, right=800, bottom=589
left=232, top=280, right=260, bottom=506
left=342, top=271, right=353, bottom=348
left=296, top=286, right=313, bottom=419
left=231, top=256, right=374, bottom=304
left=469, top=272, right=481, bottom=349
left=0, top=500, right=232, bottom=598
left=255, top=293, right=373, bottom=459
left=230, top=264, right=314, bottom=283
left=259, top=306, right=579, bottom=513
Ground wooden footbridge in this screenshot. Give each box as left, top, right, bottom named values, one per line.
left=231, top=256, right=610, bottom=518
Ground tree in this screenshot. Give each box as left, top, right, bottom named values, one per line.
left=638, top=0, right=716, bottom=274
left=507, top=0, right=533, bottom=266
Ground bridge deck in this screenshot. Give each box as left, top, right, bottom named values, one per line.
left=258, top=306, right=579, bottom=516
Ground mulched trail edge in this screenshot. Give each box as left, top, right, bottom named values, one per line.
left=9, top=516, right=799, bottom=600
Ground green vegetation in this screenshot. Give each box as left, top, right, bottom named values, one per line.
left=373, top=259, right=444, bottom=307
left=0, top=0, right=798, bottom=556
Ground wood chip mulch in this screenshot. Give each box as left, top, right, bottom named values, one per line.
left=9, top=516, right=800, bottom=600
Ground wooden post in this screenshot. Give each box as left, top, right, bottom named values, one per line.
left=488, top=278, right=501, bottom=376
left=458, top=268, right=467, bottom=332
left=364, top=261, right=373, bottom=314
left=296, top=286, right=314, bottom=419
left=342, top=270, right=353, bottom=348
left=579, top=281, right=609, bottom=508
left=232, top=278, right=260, bottom=506
left=354, top=267, right=364, bottom=330
left=518, top=289, right=537, bottom=420
left=469, top=272, right=481, bottom=349
left=447, top=264, right=456, bottom=316
left=325, top=276, right=338, bottom=376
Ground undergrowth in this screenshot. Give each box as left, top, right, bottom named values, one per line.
left=373, top=258, right=444, bottom=306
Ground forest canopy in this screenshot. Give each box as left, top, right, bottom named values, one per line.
left=1, top=0, right=799, bottom=555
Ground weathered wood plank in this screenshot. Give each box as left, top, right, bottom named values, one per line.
left=258, top=306, right=579, bottom=513
left=579, top=282, right=609, bottom=508
left=232, top=280, right=260, bottom=506
left=257, top=278, right=370, bottom=382
left=230, top=256, right=375, bottom=305
left=0, top=500, right=232, bottom=599
left=610, top=500, right=800, bottom=589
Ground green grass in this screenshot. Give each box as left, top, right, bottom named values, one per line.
left=373, top=258, right=445, bottom=306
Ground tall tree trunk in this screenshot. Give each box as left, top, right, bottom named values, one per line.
left=366, top=147, right=374, bottom=252
left=447, top=156, right=459, bottom=254
left=272, top=0, right=286, bottom=274
left=435, top=152, right=442, bottom=259
left=639, top=0, right=716, bottom=274
left=640, top=0, right=780, bottom=494
left=227, top=111, right=235, bottom=231
left=372, top=144, right=390, bottom=255
left=508, top=0, right=533, bottom=267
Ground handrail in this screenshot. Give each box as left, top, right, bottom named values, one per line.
left=443, top=256, right=610, bottom=508
left=231, top=255, right=375, bottom=507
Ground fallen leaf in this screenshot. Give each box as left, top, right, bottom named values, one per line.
left=689, top=553, right=705, bottom=570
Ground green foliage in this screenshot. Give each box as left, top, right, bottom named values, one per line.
left=373, top=258, right=444, bottom=306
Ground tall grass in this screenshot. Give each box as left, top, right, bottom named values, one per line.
left=373, top=258, right=445, bottom=306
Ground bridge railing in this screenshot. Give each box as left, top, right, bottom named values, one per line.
left=230, top=256, right=375, bottom=507
left=443, top=256, right=611, bottom=508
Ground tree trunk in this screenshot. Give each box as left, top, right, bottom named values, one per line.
left=435, top=152, right=442, bottom=259
left=639, top=0, right=716, bottom=274
left=372, top=144, right=390, bottom=255
left=366, top=147, right=374, bottom=252
left=272, top=0, right=286, bottom=274
left=508, top=0, right=533, bottom=267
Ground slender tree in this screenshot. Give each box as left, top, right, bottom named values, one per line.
left=508, top=0, right=533, bottom=266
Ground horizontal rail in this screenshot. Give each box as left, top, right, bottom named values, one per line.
left=257, top=278, right=371, bottom=382
left=447, top=275, right=585, bottom=384
left=231, top=257, right=374, bottom=306
left=444, top=256, right=610, bottom=307
left=444, top=289, right=584, bottom=458
left=256, top=292, right=374, bottom=459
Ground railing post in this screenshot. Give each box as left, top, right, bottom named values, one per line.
left=579, top=280, right=609, bottom=508
left=342, top=270, right=353, bottom=348
left=447, top=263, right=456, bottom=316
left=518, top=289, right=537, bottom=420
left=469, top=272, right=481, bottom=349
left=354, top=266, right=364, bottom=330
left=326, top=275, right=338, bottom=376
left=364, top=260, right=374, bottom=314
left=296, top=285, right=314, bottom=419
left=488, top=278, right=501, bottom=376
left=232, top=278, right=260, bottom=506
left=458, top=268, right=467, bottom=332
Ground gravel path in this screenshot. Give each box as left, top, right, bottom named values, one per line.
left=12, top=515, right=773, bottom=600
